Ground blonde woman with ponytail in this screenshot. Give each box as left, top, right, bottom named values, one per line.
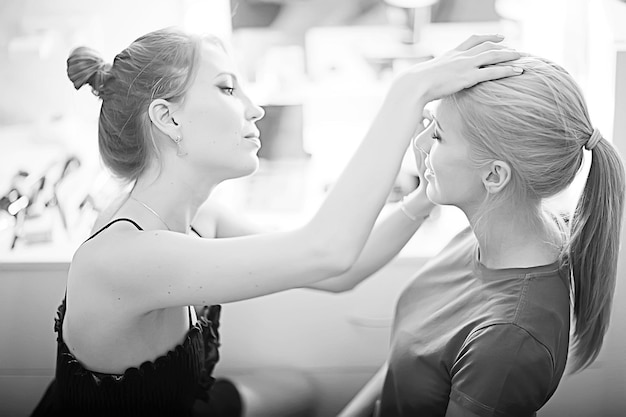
left=338, top=56, right=625, bottom=417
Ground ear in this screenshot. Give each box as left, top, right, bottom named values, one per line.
left=481, top=160, right=511, bottom=194
left=148, top=99, right=180, bottom=140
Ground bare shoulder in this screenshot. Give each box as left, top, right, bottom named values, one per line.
left=68, top=218, right=211, bottom=310
left=69, top=219, right=146, bottom=294
left=63, top=221, right=155, bottom=343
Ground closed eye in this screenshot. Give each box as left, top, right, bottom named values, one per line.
left=220, top=86, right=235, bottom=95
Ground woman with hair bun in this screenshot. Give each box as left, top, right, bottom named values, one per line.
left=31, top=27, right=521, bottom=416
left=338, top=56, right=626, bottom=417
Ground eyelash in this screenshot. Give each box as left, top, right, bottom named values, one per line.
left=220, top=86, right=235, bottom=95
left=431, top=131, right=441, bottom=141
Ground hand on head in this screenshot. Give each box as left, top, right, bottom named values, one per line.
left=388, top=34, right=522, bottom=110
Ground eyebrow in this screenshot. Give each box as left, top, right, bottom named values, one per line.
left=214, top=72, right=238, bottom=81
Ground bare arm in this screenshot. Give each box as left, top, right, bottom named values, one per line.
left=306, top=186, right=434, bottom=292
left=307, top=107, right=441, bottom=293
left=74, top=35, right=521, bottom=312
left=195, top=186, right=432, bottom=294
left=79, top=93, right=424, bottom=309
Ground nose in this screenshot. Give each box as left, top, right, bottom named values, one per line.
left=247, top=101, right=265, bottom=122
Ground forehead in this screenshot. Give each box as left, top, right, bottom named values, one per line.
left=434, top=99, right=474, bottom=154
left=193, top=42, right=237, bottom=84
left=434, top=100, right=462, bottom=135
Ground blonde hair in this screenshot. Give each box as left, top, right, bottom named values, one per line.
left=67, top=27, right=223, bottom=181
left=445, top=56, right=625, bottom=372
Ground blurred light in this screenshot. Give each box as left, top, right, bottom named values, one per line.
left=183, top=0, right=232, bottom=41
left=8, top=31, right=56, bottom=60
left=8, top=196, right=29, bottom=216
left=384, top=0, right=439, bottom=7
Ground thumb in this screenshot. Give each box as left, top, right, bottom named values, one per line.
left=412, top=119, right=435, bottom=180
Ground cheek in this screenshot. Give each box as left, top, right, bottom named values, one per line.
left=185, top=113, right=244, bottom=153
left=186, top=97, right=243, bottom=131
left=429, top=151, right=471, bottom=194
left=207, top=110, right=241, bottom=135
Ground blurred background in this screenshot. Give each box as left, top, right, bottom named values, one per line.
left=1, top=1, right=625, bottom=416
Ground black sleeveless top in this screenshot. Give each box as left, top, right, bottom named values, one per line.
left=31, top=219, right=222, bottom=417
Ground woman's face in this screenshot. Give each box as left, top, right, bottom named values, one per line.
left=413, top=101, right=486, bottom=210
left=173, top=42, right=265, bottom=180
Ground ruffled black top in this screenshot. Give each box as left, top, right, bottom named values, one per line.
left=31, top=219, right=222, bottom=417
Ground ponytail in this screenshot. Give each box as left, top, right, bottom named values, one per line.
left=447, top=56, right=626, bottom=372
left=568, top=135, right=626, bottom=372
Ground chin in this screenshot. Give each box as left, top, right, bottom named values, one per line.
left=426, top=187, right=455, bottom=207
left=233, top=159, right=260, bottom=179
left=246, top=157, right=260, bottom=175
left=243, top=165, right=259, bottom=178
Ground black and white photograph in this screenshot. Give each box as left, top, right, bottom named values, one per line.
left=1, top=0, right=625, bottom=416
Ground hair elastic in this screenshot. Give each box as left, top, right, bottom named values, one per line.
left=585, top=128, right=602, bottom=151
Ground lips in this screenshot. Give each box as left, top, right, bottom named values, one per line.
left=244, top=135, right=261, bottom=147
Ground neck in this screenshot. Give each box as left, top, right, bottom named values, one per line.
left=464, top=203, right=561, bottom=269
left=130, top=162, right=219, bottom=233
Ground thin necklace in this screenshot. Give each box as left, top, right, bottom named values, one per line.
left=129, top=196, right=172, bottom=231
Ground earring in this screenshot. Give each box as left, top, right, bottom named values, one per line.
left=173, top=136, right=187, bottom=157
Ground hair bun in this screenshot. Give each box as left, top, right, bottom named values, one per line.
left=67, top=46, right=111, bottom=96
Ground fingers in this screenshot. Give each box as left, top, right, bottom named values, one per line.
left=464, top=41, right=509, bottom=57
left=460, top=46, right=522, bottom=87
left=455, top=34, right=505, bottom=51
left=472, top=65, right=524, bottom=85
left=412, top=120, right=435, bottom=179
left=414, top=120, right=435, bottom=155
left=473, top=49, right=521, bottom=67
